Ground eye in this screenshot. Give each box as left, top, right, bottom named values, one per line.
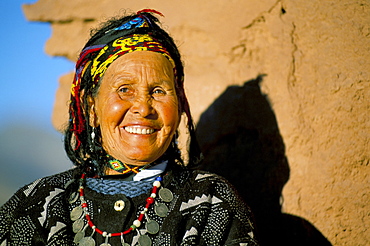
left=119, top=86, right=129, bottom=93
left=117, top=85, right=134, bottom=96
left=152, top=87, right=166, bottom=95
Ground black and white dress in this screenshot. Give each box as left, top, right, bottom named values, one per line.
left=0, top=166, right=259, bottom=246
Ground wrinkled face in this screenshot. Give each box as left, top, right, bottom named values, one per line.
left=90, top=51, right=180, bottom=166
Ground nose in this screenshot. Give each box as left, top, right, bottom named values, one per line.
left=130, top=95, right=155, bottom=118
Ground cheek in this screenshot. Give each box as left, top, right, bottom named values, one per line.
left=162, top=102, right=180, bottom=128
left=99, top=100, right=128, bottom=127
left=111, top=104, right=122, bottom=113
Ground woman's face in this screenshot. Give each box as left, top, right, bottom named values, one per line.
left=90, top=51, right=180, bottom=166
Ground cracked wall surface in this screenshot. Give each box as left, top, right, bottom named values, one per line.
left=23, top=0, right=369, bottom=245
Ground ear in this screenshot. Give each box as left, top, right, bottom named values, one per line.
left=87, top=96, right=100, bottom=127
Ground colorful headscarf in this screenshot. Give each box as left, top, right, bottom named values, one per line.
left=90, top=34, right=176, bottom=86
left=69, top=10, right=178, bottom=149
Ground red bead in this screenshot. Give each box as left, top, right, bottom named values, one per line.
left=81, top=203, right=88, bottom=208
left=87, top=220, right=94, bottom=228
left=95, top=228, right=103, bottom=235
left=151, top=186, right=158, bottom=193
left=138, top=213, right=145, bottom=221
left=146, top=197, right=154, bottom=204
left=123, top=228, right=133, bottom=234
left=86, top=214, right=91, bottom=221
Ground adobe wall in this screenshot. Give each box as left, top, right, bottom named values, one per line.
left=23, top=0, right=369, bottom=245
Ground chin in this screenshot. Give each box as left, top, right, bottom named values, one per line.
left=121, top=152, right=163, bottom=165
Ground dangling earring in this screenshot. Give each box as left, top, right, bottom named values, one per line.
left=91, top=127, right=96, bottom=141
left=90, top=127, right=96, bottom=152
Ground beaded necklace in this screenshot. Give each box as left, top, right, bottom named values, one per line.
left=71, top=173, right=166, bottom=246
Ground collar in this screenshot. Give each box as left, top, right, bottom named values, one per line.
left=133, top=161, right=168, bottom=181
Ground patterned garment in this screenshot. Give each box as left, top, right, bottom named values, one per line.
left=0, top=168, right=259, bottom=245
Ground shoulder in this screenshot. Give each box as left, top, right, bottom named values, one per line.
left=187, top=169, right=237, bottom=192
left=181, top=169, right=256, bottom=219
left=0, top=169, right=75, bottom=242
left=190, top=169, right=231, bottom=182
left=20, top=169, right=73, bottom=196
left=176, top=169, right=245, bottom=207
left=1, top=169, right=74, bottom=211
left=172, top=170, right=258, bottom=245
left=0, top=169, right=75, bottom=244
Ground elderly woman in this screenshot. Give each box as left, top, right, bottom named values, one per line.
left=0, top=10, right=258, bottom=246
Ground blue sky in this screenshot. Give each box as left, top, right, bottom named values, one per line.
left=0, top=0, right=74, bottom=129
left=0, top=0, right=75, bottom=204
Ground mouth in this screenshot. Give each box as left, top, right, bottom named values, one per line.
left=123, top=126, right=156, bottom=135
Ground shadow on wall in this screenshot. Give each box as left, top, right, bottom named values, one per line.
left=196, top=75, right=332, bottom=246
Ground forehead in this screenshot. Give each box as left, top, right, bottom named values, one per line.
left=104, top=51, right=175, bottom=79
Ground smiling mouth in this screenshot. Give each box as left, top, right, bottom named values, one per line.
left=124, top=126, right=156, bottom=135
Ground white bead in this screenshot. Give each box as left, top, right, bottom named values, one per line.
left=151, top=193, right=157, bottom=198
left=102, top=231, right=107, bottom=237
left=143, top=208, right=148, bottom=212
left=133, top=220, right=141, bottom=227
left=153, top=181, right=161, bottom=187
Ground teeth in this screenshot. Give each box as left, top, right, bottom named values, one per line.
left=124, top=126, right=155, bottom=135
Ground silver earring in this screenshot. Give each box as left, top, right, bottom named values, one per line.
left=91, top=127, right=96, bottom=141
left=90, top=127, right=96, bottom=152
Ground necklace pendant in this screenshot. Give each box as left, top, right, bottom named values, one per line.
left=158, top=188, right=173, bottom=203
left=121, top=235, right=130, bottom=246
left=74, top=231, right=85, bottom=244
left=154, top=202, right=169, bottom=217
left=146, top=220, right=160, bottom=234
left=79, top=236, right=96, bottom=246
left=70, top=206, right=83, bottom=221
left=69, top=191, right=79, bottom=204
left=100, top=233, right=111, bottom=246
left=73, top=218, right=85, bottom=233
left=138, top=234, right=152, bottom=246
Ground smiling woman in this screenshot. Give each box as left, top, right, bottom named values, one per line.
left=91, top=51, right=180, bottom=168
left=0, top=9, right=259, bottom=246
